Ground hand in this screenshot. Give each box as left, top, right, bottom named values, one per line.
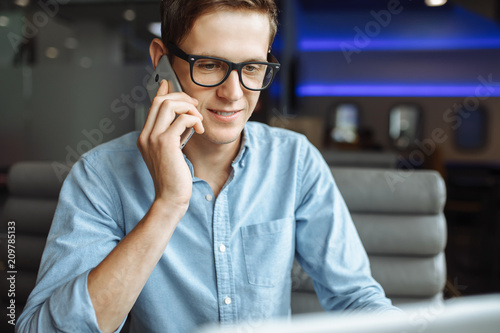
left=137, top=80, right=204, bottom=212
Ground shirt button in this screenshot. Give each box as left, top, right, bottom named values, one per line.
left=224, top=297, right=231, bottom=305
left=219, top=244, right=226, bottom=252
left=205, top=194, right=213, bottom=201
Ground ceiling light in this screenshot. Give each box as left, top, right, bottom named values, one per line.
left=425, top=0, right=447, bottom=7
left=14, top=0, right=30, bottom=7
left=46, top=47, right=59, bottom=59
left=64, top=37, right=78, bottom=49
left=0, top=16, right=9, bottom=27
left=123, top=9, right=136, bottom=21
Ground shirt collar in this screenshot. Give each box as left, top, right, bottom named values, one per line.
left=184, top=125, right=252, bottom=178
left=231, top=126, right=250, bottom=167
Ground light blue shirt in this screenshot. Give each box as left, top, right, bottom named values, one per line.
left=17, top=122, right=396, bottom=333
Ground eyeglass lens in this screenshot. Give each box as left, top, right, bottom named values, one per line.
left=192, top=59, right=275, bottom=90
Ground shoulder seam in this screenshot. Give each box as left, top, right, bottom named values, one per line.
left=80, top=155, right=124, bottom=229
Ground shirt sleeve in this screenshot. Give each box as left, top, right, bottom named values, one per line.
left=16, top=155, right=127, bottom=332
left=294, top=138, right=399, bottom=314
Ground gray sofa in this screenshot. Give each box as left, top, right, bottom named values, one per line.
left=291, top=167, right=447, bottom=312
left=0, top=162, right=64, bottom=331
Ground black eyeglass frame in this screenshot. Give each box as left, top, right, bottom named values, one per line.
left=167, top=42, right=280, bottom=91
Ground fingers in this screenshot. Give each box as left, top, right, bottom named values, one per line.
left=166, top=113, right=204, bottom=137
left=143, top=80, right=200, bottom=135
left=141, top=80, right=168, bottom=136
left=139, top=80, right=204, bottom=150
left=150, top=99, right=200, bottom=138
left=144, top=80, right=201, bottom=129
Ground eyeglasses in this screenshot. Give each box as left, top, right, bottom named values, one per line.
left=167, top=43, right=280, bottom=91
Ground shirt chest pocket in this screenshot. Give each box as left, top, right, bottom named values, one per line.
left=240, top=217, right=295, bottom=287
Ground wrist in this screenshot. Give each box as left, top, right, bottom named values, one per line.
left=149, top=198, right=188, bottom=222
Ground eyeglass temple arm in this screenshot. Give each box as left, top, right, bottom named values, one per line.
left=167, top=42, right=190, bottom=62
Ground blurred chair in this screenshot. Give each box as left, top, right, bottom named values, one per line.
left=291, top=167, right=447, bottom=313
left=0, top=161, right=64, bottom=321
left=320, top=150, right=398, bottom=169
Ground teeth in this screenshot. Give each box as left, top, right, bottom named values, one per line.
left=214, top=110, right=236, bottom=116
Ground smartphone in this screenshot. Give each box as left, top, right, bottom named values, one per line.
left=147, top=55, right=195, bottom=149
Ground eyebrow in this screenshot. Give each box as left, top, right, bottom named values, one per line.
left=198, top=52, right=268, bottom=63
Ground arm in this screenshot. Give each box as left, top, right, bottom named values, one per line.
left=88, top=80, right=204, bottom=332
left=88, top=81, right=203, bottom=332
left=87, top=199, right=184, bottom=332
left=16, top=81, right=204, bottom=333
left=294, top=140, right=398, bottom=313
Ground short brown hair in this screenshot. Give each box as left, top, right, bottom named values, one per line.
left=160, top=0, right=278, bottom=50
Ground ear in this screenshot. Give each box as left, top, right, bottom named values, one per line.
left=149, top=38, right=168, bottom=69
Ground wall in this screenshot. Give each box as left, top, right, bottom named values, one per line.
left=299, top=96, right=500, bottom=163
left=0, top=7, right=153, bottom=167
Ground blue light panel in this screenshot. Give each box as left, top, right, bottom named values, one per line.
left=298, top=6, right=500, bottom=52
left=297, top=84, right=500, bottom=97
left=294, top=5, right=500, bottom=97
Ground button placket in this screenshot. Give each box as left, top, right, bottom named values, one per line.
left=212, top=187, right=237, bottom=322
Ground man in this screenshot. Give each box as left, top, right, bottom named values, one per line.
left=17, top=0, right=398, bottom=332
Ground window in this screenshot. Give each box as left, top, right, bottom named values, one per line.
left=389, top=104, right=422, bottom=150
left=329, top=103, right=360, bottom=144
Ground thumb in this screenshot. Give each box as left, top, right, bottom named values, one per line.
left=157, top=79, right=169, bottom=96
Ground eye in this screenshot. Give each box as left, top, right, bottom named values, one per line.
left=244, top=64, right=258, bottom=72
left=243, top=64, right=265, bottom=75
left=202, top=63, right=217, bottom=70
left=195, top=60, right=223, bottom=72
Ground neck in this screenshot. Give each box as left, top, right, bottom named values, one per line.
left=183, top=133, right=242, bottom=196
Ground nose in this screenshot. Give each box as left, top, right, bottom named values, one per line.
left=217, top=70, right=244, bottom=102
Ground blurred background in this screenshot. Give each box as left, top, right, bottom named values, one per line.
left=1, top=0, right=500, bottom=312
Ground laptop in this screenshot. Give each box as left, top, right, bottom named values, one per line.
left=195, top=294, right=500, bottom=333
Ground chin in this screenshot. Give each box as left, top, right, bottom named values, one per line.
left=204, top=131, right=242, bottom=145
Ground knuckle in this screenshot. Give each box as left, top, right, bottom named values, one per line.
left=160, top=98, right=173, bottom=109
left=137, top=135, right=146, bottom=147
left=176, top=113, right=188, bottom=121
left=147, top=135, right=156, bottom=145
left=151, top=96, right=164, bottom=107
left=157, top=133, right=175, bottom=148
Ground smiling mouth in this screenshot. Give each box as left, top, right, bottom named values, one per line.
left=209, top=109, right=240, bottom=116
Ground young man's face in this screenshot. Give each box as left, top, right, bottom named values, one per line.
left=172, top=10, right=271, bottom=146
